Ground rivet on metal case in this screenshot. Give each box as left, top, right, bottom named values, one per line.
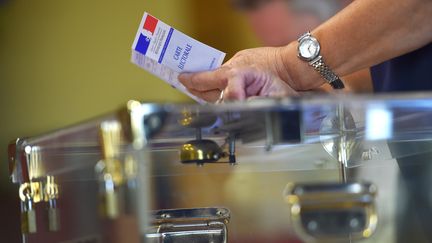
left=146, top=207, right=231, bottom=243
left=284, top=182, right=378, bottom=242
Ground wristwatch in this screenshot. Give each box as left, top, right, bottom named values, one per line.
left=297, top=32, right=345, bottom=89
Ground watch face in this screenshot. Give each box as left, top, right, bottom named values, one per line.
left=298, top=37, right=320, bottom=61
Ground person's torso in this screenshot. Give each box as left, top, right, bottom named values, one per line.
left=371, top=43, right=432, bottom=92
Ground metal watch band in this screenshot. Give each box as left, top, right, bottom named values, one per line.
left=310, top=56, right=345, bottom=89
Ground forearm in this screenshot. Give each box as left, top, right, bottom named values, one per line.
left=280, top=0, right=432, bottom=89
left=343, top=69, right=373, bottom=92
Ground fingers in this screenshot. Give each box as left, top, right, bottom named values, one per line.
left=179, top=66, right=301, bottom=103
left=188, top=89, right=221, bottom=103
left=224, top=73, right=247, bottom=101
left=178, top=67, right=229, bottom=92
left=180, top=67, right=255, bottom=102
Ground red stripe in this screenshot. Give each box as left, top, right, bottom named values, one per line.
left=143, top=14, right=158, bottom=34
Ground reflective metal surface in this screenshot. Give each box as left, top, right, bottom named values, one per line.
left=284, top=182, right=377, bottom=241
left=180, top=139, right=224, bottom=164
left=146, top=207, right=230, bottom=243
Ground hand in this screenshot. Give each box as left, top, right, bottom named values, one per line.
left=178, top=45, right=325, bottom=102
left=177, top=46, right=299, bottom=102
left=180, top=66, right=298, bottom=102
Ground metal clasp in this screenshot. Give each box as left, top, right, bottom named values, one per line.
left=19, top=183, right=38, bottom=234
left=146, top=207, right=231, bottom=243
left=284, top=182, right=378, bottom=242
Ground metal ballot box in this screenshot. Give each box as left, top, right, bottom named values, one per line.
left=8, top=93, right=432, bottom=243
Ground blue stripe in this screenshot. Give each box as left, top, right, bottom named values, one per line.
left=158, top=28, right=174, bottom=64
left=135, top=34, right=151, bottom=55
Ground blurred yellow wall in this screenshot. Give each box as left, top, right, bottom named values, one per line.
left=0, top=1, right=258, bottom=240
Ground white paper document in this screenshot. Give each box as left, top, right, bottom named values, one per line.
left=131, top=12, right=226, bottom=103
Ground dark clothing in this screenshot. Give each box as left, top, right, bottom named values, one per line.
left=371, top=43, right=432, bottom=92
left=371, top=43, right=432, bottom=242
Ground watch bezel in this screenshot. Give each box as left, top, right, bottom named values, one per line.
left=297, top=35, right=321, bottom=62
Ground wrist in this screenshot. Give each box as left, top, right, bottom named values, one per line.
left=279, top=42, right=325, bottom=90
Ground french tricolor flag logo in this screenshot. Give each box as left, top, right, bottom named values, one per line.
left=143, top=14, right=158, bottom=35
left=135, top=14, right=159, bottom=55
